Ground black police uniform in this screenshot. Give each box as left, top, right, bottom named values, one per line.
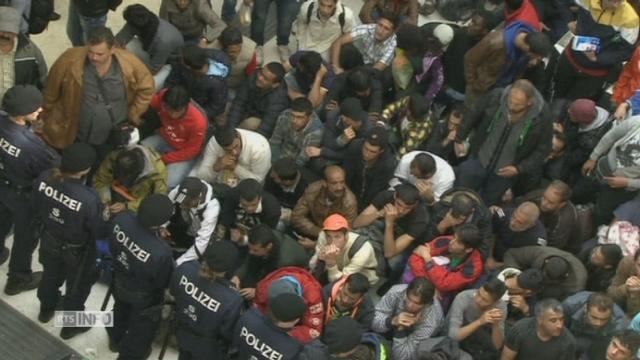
left=169, top=260, right=243, bottom=359
left=32, top=169, right=103, bottom=312
left=233, top=308, right=304, bottom=360
left=108, top=211, right=174, bottom=360
left=0, top=114, right=59, bottom=282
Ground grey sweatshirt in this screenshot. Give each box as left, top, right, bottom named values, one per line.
left=590, top=116, right=640, bottom=190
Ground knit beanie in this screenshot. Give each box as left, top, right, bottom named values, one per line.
left=569, top=99, right=597, bottom=125
left=60, top=143, right=96, bottom=173
left=137, top=194, right=174, bottom=228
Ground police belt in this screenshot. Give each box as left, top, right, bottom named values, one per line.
left=176, top=319, right=223, bottom=340
left=113, top=277, right=159, bottom=304
left=42, top=231, right=86, bottom=251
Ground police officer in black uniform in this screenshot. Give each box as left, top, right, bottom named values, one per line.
left=107, top=194, right=175, bottom=359
left=0, top=85, right=60, bottom=295
left=33, top=143, right=103, bottom=340
left=233, top=293, right=308, bottom=360
left=170, top=240, right=243, bottom=359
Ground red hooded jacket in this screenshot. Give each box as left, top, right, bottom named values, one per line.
left=150, top=89, right=207, bottom=164
left=254, top=266, right=325, bottom=344
left=505, top=0, right=542, bottom=31
left=408, top=236, right=484, bottom=293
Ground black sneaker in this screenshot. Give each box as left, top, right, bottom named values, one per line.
left=38, top=309, right=55, bottom=323
left=60, top=326, right=91, bottom=340
left=0, top=246, right=9, bottom=266
left=49, top=12, right=61, bottom=21
left=4, top=271, right=42, bottom=295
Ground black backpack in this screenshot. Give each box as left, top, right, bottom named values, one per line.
left=28, top=0, right=54, bottom=34
left=305, top=1, right=346, bottom=34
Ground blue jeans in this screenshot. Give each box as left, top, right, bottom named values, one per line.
left=222, top=0, right=238, bottom=23
left=454, top=157, right=514, bottom=206
left=67, top=1, right=108, bottom=47
left=250, top=0, right=299, bottom=45
left=141, top=134, right=196, bottom=189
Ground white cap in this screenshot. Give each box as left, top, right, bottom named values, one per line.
left=434, top=24, right=454, bottom=50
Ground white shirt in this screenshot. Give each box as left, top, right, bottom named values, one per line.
left=191, top=128, right=271, bottom=184
left=294, top=0, right=357, bottom=55
left=389, top=151, right=455, bottom=202
left=170, top=181, right=221, bottom=266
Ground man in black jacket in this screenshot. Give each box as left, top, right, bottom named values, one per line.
left=344, top=126, right=397, bottom=211
left=306, top=97, right=372, bottom=174
left=325, top=67, right=383, bottom=120
left=454, top=79, right=552, bottom=206
left=228, top=62, right=290, bottom=138
left=165, top=44, right=231, bottom=120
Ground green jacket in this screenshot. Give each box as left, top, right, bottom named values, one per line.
left=93, top=145, right=169, bottom=212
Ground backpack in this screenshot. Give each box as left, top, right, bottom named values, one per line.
left=350, top=226, right=387, bottom=277
left=28, top=0, right=54, bottom=34
left=306, top=1, right=346, bottom=34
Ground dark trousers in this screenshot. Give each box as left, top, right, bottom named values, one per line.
left=108, top=296, right=163, bottom=360
left=553, top=52, right=608, bottom=101
left=0, top=185, right=38, bottom=281
left=595, top=185, right=638, bottom=225
left=250, top=0, right=299, bottom=45
left=37, top=241, right=96, bottom=312
left=221, top=0, right=237, bottom=23
left=455, top=157, right=514, bottom=206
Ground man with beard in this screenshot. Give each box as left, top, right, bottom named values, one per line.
left=0, top=7, right=48, bottom=100
left=514, top=181, right=579, bottom=254
left=501, top=298, right=577, bottom=360
left=42, top=26, right=154, bottom=150
left=292, top=165, right=358, bottom=248
left=454, top=79, right=552, bottom=206
left=231, top=224, right=308, bottom=301
left=486, top=201, right=547, bottom=271
left=323, top=272, right=375, bottom=329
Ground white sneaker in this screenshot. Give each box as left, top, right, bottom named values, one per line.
left=277, top=45, right=291, bottom=63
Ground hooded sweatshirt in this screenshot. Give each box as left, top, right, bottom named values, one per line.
left=477, top=84, right=546, bottom=171
left=590, top=116, right=640, bottom=190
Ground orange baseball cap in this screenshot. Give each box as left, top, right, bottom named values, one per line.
left=323, top=214, right=350, bottom=231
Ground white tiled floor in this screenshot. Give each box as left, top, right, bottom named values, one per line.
left=0, top=1, right=449, bottom=359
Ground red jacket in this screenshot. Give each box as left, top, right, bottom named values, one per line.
left=505, top=0, right=542, bottom=31
left=408, top=236, right=484, bottom=293
left=614, top=47, right=640, bottom=104
left=254, top=266, right=325, bottom=344
left=150, top=89, right=207, bottom=164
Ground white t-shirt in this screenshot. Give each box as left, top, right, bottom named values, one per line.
left=389, top=151, right=455, bottom=201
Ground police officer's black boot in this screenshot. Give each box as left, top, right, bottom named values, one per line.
left=60, top=326, right=91, bottom=340
left=4, top=271, right=42, bottom=296
left=38, top=309, right=55, bottom=323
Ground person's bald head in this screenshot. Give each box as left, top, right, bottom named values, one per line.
left=325, top=165, right=347, bottom=199
left=510, top=202, right=540, bottom=232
